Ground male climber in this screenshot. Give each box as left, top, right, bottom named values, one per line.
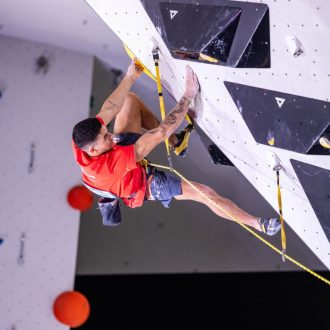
left=72, top=58, right=281, bottom=236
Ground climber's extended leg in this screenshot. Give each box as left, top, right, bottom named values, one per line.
left=175, top=180, right=280, bottom=235
left=174, top=180, right=261, bottom=229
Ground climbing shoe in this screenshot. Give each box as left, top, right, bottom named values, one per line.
left=173, top=123, right=194, bottom=157
left=319, top=135, right=330, bottom=149
left=257, top=218, right=281, bottom=236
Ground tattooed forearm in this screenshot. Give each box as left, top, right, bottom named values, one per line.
left=179, top=96, right=191, bottom=106
left=145, top=129, right=159, bottom=135
left=156, top=95, right=191, bottom=138
left=145, top=125, right=167, bottom=136
left=106, top=99, right=119, bottom=109
left=162, top=96, right=190, bottom=127
left=135, top=95, right=192, bottom=160
left=164, top=113, right=177, bottom=125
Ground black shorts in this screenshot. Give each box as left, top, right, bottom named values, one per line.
left=148, top=168, right=182, bottom=208
left=115, top=132, right=142, bottom=146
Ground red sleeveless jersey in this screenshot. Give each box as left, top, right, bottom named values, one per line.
left=72, top=118, right=146, bottom=208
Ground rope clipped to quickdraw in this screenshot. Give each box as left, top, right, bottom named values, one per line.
left=152, top=48, right=174, bottom=170
left=274, top=164, right=287, bottom=262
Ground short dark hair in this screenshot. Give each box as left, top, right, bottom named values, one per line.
left=72, top=118, right=102, bottom=149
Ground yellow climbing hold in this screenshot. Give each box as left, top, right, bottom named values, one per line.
left=123, top=43, right=156, bottom=82
left=268, top=137, right=275, bottom=146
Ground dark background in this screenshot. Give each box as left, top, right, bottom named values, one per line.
left=75, top=271, right=330, bottom=329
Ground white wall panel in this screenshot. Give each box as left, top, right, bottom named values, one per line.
left=0, top=35, right=93, bottom=329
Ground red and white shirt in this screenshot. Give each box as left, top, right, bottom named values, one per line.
left=72, top=117, right=146, bottom=208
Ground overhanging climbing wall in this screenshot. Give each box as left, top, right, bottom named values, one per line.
left=85, top=0, right=330, bottom=269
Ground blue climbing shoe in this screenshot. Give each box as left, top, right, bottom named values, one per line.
left=258, top=218, right=281, bottom=236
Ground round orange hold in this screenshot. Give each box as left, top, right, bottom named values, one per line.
left=67, top=185, right=93, bottom=211
left=53, top=290, right=90, bottom=328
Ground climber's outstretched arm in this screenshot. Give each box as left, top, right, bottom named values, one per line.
left=97, top=58, right=143, bottom=126
left=134, top=66, right=199, bottom=162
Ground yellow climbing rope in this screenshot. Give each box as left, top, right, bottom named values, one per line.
left=146, top=161, right=330, bottom=286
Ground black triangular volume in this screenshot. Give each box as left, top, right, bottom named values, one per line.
left=291, top=160, right=330, bottom=243
left=158, top=2, right=241, bottom=58
left=201, top=10, right=241, bottom=63
left=237, top=9, right=270, bottom=68
left=194, top=124, right=234, bottom=167
left=141, top=0, right=270, bottom=68
left=224, top=81, right=330, bottom=154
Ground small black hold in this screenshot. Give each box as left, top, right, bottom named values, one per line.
left=294, top=49, right=303, bottom=57
left=208, top=144, right=234, bottom=166
left=28, top=143, right=35, bottom=174
left=36, top=55, right=49, bottom=74
left=111, top=68, right=122, bottom=77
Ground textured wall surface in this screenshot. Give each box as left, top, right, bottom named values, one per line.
left=84, top=0, right=330, bottom=272
left=0, top=35, right=93, bottom=329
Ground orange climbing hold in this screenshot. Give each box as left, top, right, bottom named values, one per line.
left=67, top=185, right=93, bottom=211
left=53, top=290, right=90, bottom=328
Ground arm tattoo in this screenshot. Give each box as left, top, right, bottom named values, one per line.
left=138, top=96, right=191, bottom=157
left=142, top=96, right=191, bottom=139
left=145, top=126, right=166, bottom=136
left=106, top=99, right=119, bottom=109
left=145, top=129, right=159, bottom=135
left=161, top=96, right=189, bottom=127
left=180, top=96, right=191, bottom=106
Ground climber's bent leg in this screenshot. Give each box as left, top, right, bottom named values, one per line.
left=113, top=92, right=177, bottom=146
